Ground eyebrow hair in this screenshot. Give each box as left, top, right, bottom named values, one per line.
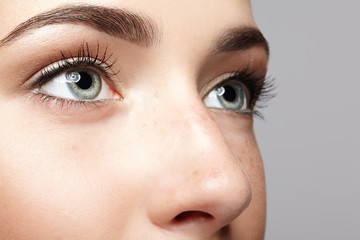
left=215, top=28, right=269, bottom=57
left=0, top=5, right=268, bottom=57
left=0, top=5, right=160, bottom=47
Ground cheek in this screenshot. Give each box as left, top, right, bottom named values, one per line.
left=0, top=103, right=140, bottom=239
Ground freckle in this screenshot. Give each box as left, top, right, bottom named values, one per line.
left=192, top=170, right=199, bottom=176
left=69, top=143, right=79, bottom=153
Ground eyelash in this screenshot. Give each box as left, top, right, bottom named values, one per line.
left=29, top=42, right=274, bottom=115
left=32, top=42, right=118, bottom=89
left=29, top=42, right=119, bottom=108
left=222, top=64, right=275, bottom=118
left=33, top=91, right=105, bottom=109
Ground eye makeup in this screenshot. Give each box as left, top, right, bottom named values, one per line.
left=203, top=63, right=275, bottom=118
left=228, top=65, right=274, bottom=118
left=22, top=40, right=274, bottom=116
left=25, top=42, right=121, bottom=109
left=29, top=42, right=119, bottom=89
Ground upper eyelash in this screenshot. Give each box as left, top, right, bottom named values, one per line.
left=29, top=42, right=275, bottom=115
left=32, top=42, right=118, bottom=89
left=225, top=64, right=276, bottom=118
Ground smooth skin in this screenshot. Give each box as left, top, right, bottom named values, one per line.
left=0, top=0, right=268, bottom=239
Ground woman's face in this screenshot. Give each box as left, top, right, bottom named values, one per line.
left=0, top=0, right=268, bottom=239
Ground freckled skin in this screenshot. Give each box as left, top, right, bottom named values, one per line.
left=0, top=0, right=267, bottom=239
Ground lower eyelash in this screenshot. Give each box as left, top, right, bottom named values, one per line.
left=31, top=91, right=105, bottom=110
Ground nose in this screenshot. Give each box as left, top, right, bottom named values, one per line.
left=146, top=88, right=252, bottom=237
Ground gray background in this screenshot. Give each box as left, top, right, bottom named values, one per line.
left=252, top=0, right=360, bottom=239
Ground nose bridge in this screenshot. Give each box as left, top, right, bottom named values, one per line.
left=153, top=83, right=233, bottom=171
left=145, top=82, right=252, bottom=235
left=152, top=78, right=239, bottom=175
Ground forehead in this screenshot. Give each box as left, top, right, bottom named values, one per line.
left=0, top=0, right=256, bottom=42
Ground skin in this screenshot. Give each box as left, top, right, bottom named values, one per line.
left=0, top=0, right=268, bottom=239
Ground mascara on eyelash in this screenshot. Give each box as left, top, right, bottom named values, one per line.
left=225, top=64, right=276, bottom=118
left=29, top=42, right=119, bottom=89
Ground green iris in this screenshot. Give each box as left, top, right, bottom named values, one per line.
left=66, top=69, right=102, bottom=100
left=217, top=82, right=246, bottom=111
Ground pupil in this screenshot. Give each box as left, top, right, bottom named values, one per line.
left=223, top=85, right=236, bottom=102
left=76, top=72, right=93, bottom=89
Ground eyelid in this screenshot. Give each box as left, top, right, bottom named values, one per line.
left=201, top=72, right=236, bottom=99
left=201, top=63, right=272, bottom=114
left=25, top=57, right=120, bottom=93
left=203, top=79, right=251, bottom=113
left=218, top=79, right=250, bottom=106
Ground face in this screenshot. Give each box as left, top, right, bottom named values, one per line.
left=0, top=0, right=269, bottom=239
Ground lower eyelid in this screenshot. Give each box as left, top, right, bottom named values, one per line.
left=28, top=91, right=120, bottom=119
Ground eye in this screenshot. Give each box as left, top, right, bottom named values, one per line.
left=38, top=68, right=119, bottom=101
left=203, top=80, right=249, bottom=113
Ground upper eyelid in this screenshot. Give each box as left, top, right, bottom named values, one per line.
left=23, top=42, right=269, bottom=105
left=29, top=60, right=122, bottom=103
left=25, top=54, right=119, bottom=91
left=201, top=72, right=239, bottom=98
left=202, top=72, right=273, bottom=118
left=203, top=66, right=268, bottom=107
left=201, top=67, right=263, bottom=96
left=44, top=57, right=117, bottom=78
left=204, top=76, right=250, bottom=104
left=21, top=42, right=116, bottom=87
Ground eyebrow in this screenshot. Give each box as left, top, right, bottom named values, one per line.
left=214, top=28, right=269, bottom=57
left=0, top=5, right=269, bottom=57
left=0, top=5, right=160, bottom=47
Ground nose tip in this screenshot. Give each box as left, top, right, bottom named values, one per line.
left=143, top=91, right=253, bottom=236
left=177, top=171, right=252, bottom=225
left=147, top=162, right=252, bottom=235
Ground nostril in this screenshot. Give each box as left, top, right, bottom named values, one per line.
left=173, top=211, right=214, bottom=224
